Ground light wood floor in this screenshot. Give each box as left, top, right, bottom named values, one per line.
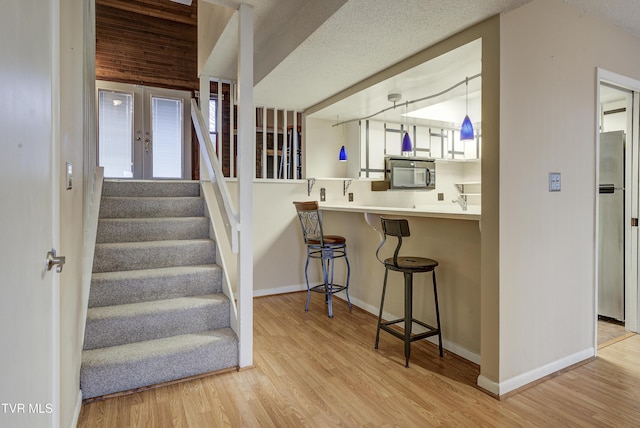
left=598, top=318, right=631, bottom=348
left=78, top=292, right=640, bottom=427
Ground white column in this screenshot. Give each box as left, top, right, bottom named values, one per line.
left=237, top=2, right=254, bottom=368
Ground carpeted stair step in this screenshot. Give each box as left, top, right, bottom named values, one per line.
left=99, top=196, right=204, bottom=219
left=102, top=180, right=201, bottom=198
left=83, top=294, right=231, bottom=350
left=96, top=217, right=210, bottom=243
left=82, top=179, right=238, bottom=400
left=92, top=239, right=216, bottom=273
left=81, top=328, right=238, bottom=399
left=88, top=265, right=222, bottom=308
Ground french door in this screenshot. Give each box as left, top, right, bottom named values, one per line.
left=97, top=81, right=191, bottom=179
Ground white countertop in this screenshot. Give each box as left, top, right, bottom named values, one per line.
left=319, top=203, right=481, bottom=221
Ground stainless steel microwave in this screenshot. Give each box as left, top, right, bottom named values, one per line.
left=385, top=157, right=436, bottom=190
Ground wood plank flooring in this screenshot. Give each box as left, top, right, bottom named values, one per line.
left=598, top=319, right=632, bottom=349
left=78, top=292, right=640, bottom=427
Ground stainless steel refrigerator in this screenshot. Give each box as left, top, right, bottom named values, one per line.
left=598, top=130, right=625, bottom=322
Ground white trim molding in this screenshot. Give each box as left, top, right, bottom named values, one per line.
left=477, top=347, right=595, bottom=396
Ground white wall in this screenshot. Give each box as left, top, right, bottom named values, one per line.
left=305, top=117, right=349, bottom=178
left=0, top=1, right=90, bottom=427
left=227, top=180, right=321, bottom=295
left=59, top=0, right=94, bottom=426
left=230, top=175, right=481, bottom=359
left=197, top=0, right=235, bottom=75
left=498, top=0, right=640, bottom=391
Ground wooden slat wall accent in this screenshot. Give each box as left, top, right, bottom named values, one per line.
left=97, top=0, right=197, bottom=25
left=211, top=82, right=234, bottom=178
left=96, top=0, right=198, bottom=91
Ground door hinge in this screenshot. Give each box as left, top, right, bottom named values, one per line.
left=632, top=218, right=638, bottom=227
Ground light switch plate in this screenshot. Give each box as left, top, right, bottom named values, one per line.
left=549, top=172, right=561, bottom=192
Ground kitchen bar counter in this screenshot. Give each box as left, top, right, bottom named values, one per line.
left=318, top=202, right=482, bottom=363
left=319, top=203, right=481, bottom=221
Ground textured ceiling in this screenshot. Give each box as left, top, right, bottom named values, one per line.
left=253, top=0, right=532, bottom=112
left=562, top=0, right=640, bottom=37
left=202, top=0, right=640, bottom=123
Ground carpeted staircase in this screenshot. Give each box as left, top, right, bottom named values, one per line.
left=80, top=180, right=238, bottom=400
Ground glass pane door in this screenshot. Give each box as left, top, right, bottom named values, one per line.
left=97, top=81, right=191, bottom=179
left=98, top=89, right=134, bottom=178
left=151, top=96, right=183, bottom=178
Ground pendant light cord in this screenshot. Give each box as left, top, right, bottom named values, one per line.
left=465, top=76, right=469, bottom=115
left=405, top=100, right=409, bottom=131
left=332, top=72, right=481, bottom=127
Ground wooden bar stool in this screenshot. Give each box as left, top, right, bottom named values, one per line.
left=293, top=201, right=351, bottom=318
left=374, top=217, right=443, bottom=367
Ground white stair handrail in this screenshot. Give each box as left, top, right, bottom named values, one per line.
left=191, top=99, right=240, bottom=253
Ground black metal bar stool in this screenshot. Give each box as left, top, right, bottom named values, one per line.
left=293, top=201, right=351, bottom=318
left=374, top=217, right=443, bottom=367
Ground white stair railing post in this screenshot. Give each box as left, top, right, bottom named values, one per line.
left=237, top=2, right=254, bottom=368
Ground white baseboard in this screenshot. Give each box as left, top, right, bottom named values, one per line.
left=253, top=283, right=306, bottom=297
left=477, top=347, right=595, bottom=396
left=70, top=389, right=82, bottom=428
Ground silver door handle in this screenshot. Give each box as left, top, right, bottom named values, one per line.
left=46, top=248, right=66, bottom=273
left=144, top=138, right=151, bottom=153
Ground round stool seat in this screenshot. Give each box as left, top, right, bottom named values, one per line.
left=384, top=256, right=438, bottom=273
left=307, top=234, right=346, bottom=245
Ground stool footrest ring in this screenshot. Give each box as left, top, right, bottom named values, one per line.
left=309, top=284, right=347, bottom=294
left=380, top=318, right=441, bottom=343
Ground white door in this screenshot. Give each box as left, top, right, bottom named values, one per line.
left=0, top=1, right=60, bottom=427
left=97, top=81, right=191, bottom=179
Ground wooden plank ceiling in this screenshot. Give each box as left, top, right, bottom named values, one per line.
left=96, top=0, right=198, bottom=91
left=97, top=0, right=197, bottom=26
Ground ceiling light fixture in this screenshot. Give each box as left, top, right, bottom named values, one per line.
left=460, top=77, right=474, bottom=141
left=337, top=116, right=348, bottom=162
left=339, top=145, right=348, bottom=161
left=402, top=101, right=412, bottom=154
left=332, top=73, right=481, bottom=128
left=388, top=93, right=402, bottom=107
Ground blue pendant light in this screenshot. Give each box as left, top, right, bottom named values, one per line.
left=460, top=77, right=474, bottom=141
left=460, top=115, right=474, bottom=140
left=401, top=131, right=412, bottom=153
left=402, top=101, right=412, bottom=154
left=339, top=145, right=347, bottom=161
left=337, top=116, right=348, bottom=161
